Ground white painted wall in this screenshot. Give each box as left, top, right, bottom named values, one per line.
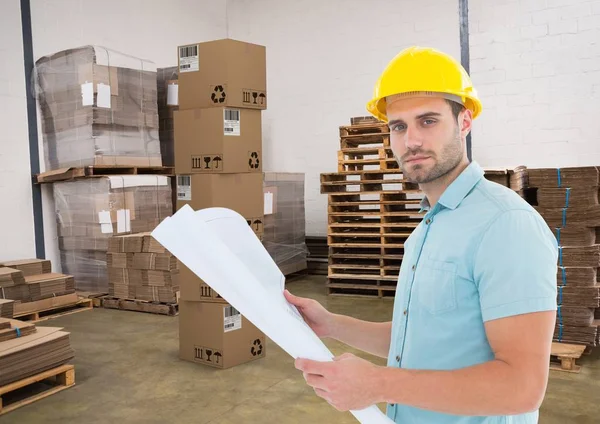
left=0, top=1, right=36, bottom=261
left=29, top=0, right=228, bottom=269
left=469, top=0, right=600, bottom=168
left=227, top=0, right=461, bottom=236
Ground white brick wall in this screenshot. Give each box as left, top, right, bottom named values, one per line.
left=227, top=0, right=460, bottom=235
left=470, top=0, right=600, bottom=168
left=0, top=1, right=36, bottom=261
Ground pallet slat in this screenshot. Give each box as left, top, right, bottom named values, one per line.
left=36, top=166, right=175, bottom=183
left=101, top=297, right=179, bottom=316
left=0, top=365, right=75, bottom=416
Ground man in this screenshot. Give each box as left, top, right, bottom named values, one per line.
left=285, top=46, right=558, bottom=423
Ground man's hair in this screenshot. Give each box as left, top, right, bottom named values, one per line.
left=446, top=99, right=465, bottom=121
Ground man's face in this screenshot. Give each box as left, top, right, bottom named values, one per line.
left=386, top=97, right=471, bottom=184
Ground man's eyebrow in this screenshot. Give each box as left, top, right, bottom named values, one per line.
left=416, top=111, right=442, bottom=119
left=388, top=112, right=442, bottom=127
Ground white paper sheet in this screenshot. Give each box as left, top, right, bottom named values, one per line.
left=151, top=205, right=394, bottom=424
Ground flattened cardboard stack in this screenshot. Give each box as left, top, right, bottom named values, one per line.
left=263, top=172, right=308, bottom=275
left=54, top=176, right=173, bottom=292
left=35, top=45, right=161, bottom=170
left=175, top=39, right=267, bottom=369
left=0, top=300, right=15, bottom=319
left=0, top=259, right=79, bottom=317
left=527, top=166, right=600, bottom=346
left=0, top=320, right=74, bottom=387
left=483, top=166, right=530, bottom=200
left=107, top=232, right=179, bottom=303
left=0, top=259, right=51, bottom=277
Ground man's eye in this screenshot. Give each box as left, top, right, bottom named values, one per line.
left=423, top=119, right=436, bottom=125
left=391, top=124, right=406, bottom=131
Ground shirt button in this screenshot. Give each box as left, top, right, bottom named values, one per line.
left=426, top=218, right=431, bottom=224
left=403, top=309, right=407, bottom=315
left=411, top=264, right=416, bottom=271
left=396, top=355, right=401, bottom=362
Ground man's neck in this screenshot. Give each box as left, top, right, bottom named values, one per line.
left=420, top=160, right=470, bottom=208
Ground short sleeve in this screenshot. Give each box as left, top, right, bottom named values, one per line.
left=473, top=209, right=558, bottom=322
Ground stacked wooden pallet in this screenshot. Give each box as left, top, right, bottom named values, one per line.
left=527, top=167, right=600, bottom=347
left=320, top=117, right=424, bottom=298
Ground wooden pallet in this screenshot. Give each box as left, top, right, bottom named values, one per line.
left=101, top=297, right=179, bottom=316
left=349, top=116, right=382, bottom=126
left=36, top=165, right=175, bottom=183
left=0, top=365, right=75, bottom=416
left=340, top=123, right=388, bottom=137
left=550, top=342, right=587, bottom=373
left=14, top=299, right=93, bottom=323
left=327, top=281, right=397, bottom=298
left=340, top=134, right=391, bottom=150
left=76, top=291, right=108, bottom=308
left=338, top=150, right=399, bottom=172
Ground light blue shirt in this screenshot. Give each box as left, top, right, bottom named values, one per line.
left=387, top=161, right=558, bottom=423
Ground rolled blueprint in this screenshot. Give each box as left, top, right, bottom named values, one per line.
left=151, top=205, right=394, bottom=424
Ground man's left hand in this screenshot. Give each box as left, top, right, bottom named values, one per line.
left=295, top=353, right=383, bottom=411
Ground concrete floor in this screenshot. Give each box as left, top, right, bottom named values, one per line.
left=3, top=275, right=599, bottom=423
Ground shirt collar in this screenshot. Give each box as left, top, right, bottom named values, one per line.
left=419, top=161, right=484, bottom=212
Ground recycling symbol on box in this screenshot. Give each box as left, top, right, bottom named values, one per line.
left=248, top=151, right=260, bottom=169
left=251, top=339, right=263, bottom=356
left=211, top=85, right=226, bottom=104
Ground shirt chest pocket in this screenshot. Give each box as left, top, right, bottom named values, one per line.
left=413, top=259, right=458, bottom=314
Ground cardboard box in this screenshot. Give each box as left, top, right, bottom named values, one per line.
left=176, top=173, right=264, bottom=236
left=174, top=108, right=262, bottom=174
left=177, top=39, right=266, bottom=111
left=179, top=301, right=266, bottom=369
left=179, top=264, right=226, bottom=303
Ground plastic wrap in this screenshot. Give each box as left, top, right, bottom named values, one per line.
left=35, top=45, right=162, bottom=170
left=262, top=172, right=308, bottom=275
left=53, top=176, right=173, bottom=292
left=157, top=66, right=178, bottom=167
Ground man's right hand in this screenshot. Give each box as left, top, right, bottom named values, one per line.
left=284, top=289, right=337, bottom=339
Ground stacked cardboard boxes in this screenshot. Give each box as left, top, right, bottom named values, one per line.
left=174, top=39, right=267, bottom=368
left=35, top=45, right=162, bottom=170
left=54, top=176, right=173, bottom=292
left=106, top=232, right=179, bottom=303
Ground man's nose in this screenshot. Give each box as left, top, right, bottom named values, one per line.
left=404, top=126, right=423, bottom=149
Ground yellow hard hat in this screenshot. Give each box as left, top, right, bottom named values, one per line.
left=366, top=46, right=482, bottom=122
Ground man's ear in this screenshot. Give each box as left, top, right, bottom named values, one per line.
left=460, top=108, right=473, bottom=137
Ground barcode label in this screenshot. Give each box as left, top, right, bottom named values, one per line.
left=223, top=305, right=242, bottom=332
left=177, top=175, right=192, bottom=200
left=179, top=44, right=199, bottom=73
left=224, top=109, right=240, bottom=121
left=224, top=305, right=239, bottom=317
left=223, top=109, right=241, bottom=136
left=179, top=45, right=198, bottom=58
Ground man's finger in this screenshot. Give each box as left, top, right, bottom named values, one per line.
left=333, top=353, right=354, bottom=361
left=284, top=290, right=305, bottom=307
left=295, top=358, right=331, bottom=375
left=304, top=373, right=329, bottom=391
